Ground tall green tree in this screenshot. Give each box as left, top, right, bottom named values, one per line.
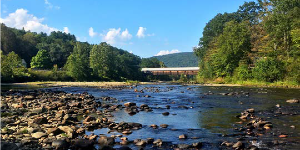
left=30, top=49, right=52, bottom=69
left=1, top=51, right=28, bottom=82
left=210, top=21, right=251, bottom=77
left=90, top=42, right=117, bottom=80
left=65, top=42, right=91, bottom=81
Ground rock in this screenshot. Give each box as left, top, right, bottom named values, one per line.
left=153, top=139, right=163, bottom=147
left=246, top=108, right=255, bottom=113
left=1, top=142, right=19, bottom=150
left=31, top=107, right=46, bottom=114
left=135, top=140, right=147, bottom=146
left=73, top=139, right=94, bottom=149
left=232, top=141, right=243, bottom=149
left=33, top=117, right=48, bottom=124
left=122, top=130, right=132, bottom=135
left=76, top=128, right=85, bottom=134
left=52, top=139, right=69, bottom=149
left=58, top=126, right=75, bottom=138
left=98, top=136, right=115, bottom=146
left=279, top=134, right=288, bottom=138
left=124, top=102, right=136, bottom=107
left=58, top=126, right=74, bottom=134
left=286, top=99, right=299, bottom=103
left=47, top=128, right=63, bottom=135
left=24, top=95, right=35, bottom=100
left=162, top=112, right=170, bottom=116
left=32, top=132, right=47, bottom=139
left=150, top=124, right=158, bottom=129
left=221, top=141, right=233, bottom=147
left=179, top=134, right=187, bottom=139
left=83, top=116, right=96, bottom=124
left=160, top=124, right=168, bottom=128
left=178, top=144, right=190, bottom=149
left=192, top=142, right=202, bottom=148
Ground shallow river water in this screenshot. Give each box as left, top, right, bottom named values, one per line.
left=57, top=85, right=300, bottom=149
left=2, top=84, right=300, bottom=149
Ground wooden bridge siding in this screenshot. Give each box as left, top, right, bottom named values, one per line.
left=151, top=70, right=198, bottom=75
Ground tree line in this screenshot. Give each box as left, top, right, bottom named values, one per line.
left=1, top=24, right=164, bottom=82
left=194, top=0, right=300, bottom=84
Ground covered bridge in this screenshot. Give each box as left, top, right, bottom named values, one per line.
left=141, top=67, right=199, bottom=75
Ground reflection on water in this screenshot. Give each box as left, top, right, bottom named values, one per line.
left=200, top=108, right=239, bottom=134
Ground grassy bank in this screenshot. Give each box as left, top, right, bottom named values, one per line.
left=195, top=77, right=300, bottom=88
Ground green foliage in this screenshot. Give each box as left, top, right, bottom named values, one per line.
left=153, top=52, right=198, bottom=67
left=65, top=42, right=91, bottom=81
left=30, top=49, right=52, bottom=69
left=252, top=57, right=285, bottom=82
left=233, top=63, right=252, bottom=80
left=285, top=58, right=300, bottom=84
left=140, top=58, right=161, bottom=68
left=90, top=42, right=118, bottom=80
left=1, top=51, right=29, bottom=82
left=195, top=0, right=300, bottom=85
left=27, top=69, right=70, bottom=81
left=210, top=21, right=251, bottom=77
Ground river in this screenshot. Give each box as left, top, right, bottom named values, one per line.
left=2, top=84, right=300, bottom=149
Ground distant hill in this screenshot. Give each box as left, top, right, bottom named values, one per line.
left=152, top=52, right=199, bottom=67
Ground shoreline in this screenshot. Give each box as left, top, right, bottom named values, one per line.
left=2, top=81, right=299, bottom=89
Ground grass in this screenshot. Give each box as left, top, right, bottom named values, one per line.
left=61, top=133, right=68, bottom=137
left=195, top=76, right=300, bottom=88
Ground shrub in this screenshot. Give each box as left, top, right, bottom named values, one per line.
left=252, top=57, right=285, bottom=82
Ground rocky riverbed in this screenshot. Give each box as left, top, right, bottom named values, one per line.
left=1, top=85, right=300, bottom=150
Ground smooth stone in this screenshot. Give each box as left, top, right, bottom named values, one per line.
left=32, top=132, right=47, bottom=139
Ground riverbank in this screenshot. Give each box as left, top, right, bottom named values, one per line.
left=5, top=81, right=300, bottom=89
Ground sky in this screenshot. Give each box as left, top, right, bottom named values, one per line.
left=0, top=0, right=251, bottom=58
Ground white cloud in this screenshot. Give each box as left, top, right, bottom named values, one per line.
left=136, top=27, right=154, bottom=38
left=44, top=0, right=60, bottom=9
left=89, top=27, right=97, bottom=37
left=121, top=29, right=132, bottom=40
left=155, top=49, right=181, bottom=56
left=102, top=28, right=132, bottom=45
left=136, top=27, right=146, bottom=38
left=0, top=8, right=58, bottom=34
left=63, top=27, right=69, bottom=34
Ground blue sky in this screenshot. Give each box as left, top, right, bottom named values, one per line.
left=1, top=0, right=251, bottom=58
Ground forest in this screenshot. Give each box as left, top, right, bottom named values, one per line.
left=153, top=52, right=198, bottom=67
left=0, top=24, right=163, bottom=82
left=194, top=0, right=300, bottom=85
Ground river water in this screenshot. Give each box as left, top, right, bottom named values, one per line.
left=2, top=84, right=300, bottom=149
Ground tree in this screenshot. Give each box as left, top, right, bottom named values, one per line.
left=90, top=42, right=117, bottom=80
left=210, top=21, right=251, bottom=77
left=1, top=24, right=19, bottom=55
left=30, top=49, right=52, bottom=69
left=140, top=58, right=161, bottom=68
left=264, top=0, right=300, bottom=57
left=65, top=42, right=91, bottom=81
left=1, top=51, right=28, bottom=82
left=237, top=1, right=262, bottom=24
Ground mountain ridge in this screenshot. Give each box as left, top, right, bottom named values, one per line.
left=152, top=52, right=199, bottom=67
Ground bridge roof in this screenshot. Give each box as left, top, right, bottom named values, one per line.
left=141, top=67, right=199, bottom=71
